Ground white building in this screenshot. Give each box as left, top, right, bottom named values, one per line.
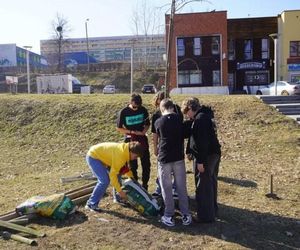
left=40, top=35, right=166, bottom=68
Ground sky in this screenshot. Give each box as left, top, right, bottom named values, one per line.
left=0, top=0, right=299, bottom=54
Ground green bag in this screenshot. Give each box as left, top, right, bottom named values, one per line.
left=122, top=179, right=160, bottom=216
left=16, top=194, right=76, bottom=220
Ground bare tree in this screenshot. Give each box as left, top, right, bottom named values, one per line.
left=131, top=0, right=164, bottom=69
left=164, top=0, right=208, bottom=97
left=51, top=13, right=71, bottom=72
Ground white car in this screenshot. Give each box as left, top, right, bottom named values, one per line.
left=256, top=81, right=300, bottom=95
left=103, top=85, right=116, bottom=94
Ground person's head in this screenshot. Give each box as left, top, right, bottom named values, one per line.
left=130, top=93, right=142, bottom=110
left=181, top=97, right=201, bottom=119
left=152, top=91, right=165, bottom=108
left=129, top=141, right=144, bottom=160
left=159, top=98, right=174, bottom=115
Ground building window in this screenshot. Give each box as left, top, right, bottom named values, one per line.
left=290, top=41, right=300, bottom=57
left=244, top=40, right=253, bottom=60
left=178, top=70, right=202, bottom=85
left=212, top=70, right=221, bottom=85
left=190, top=70, right=202, bottom=84
left=228, top=39, right=235, bottom=60
left=193, top=37, right=201, bottom=56
left=177, top=38, right=185, bottom=56
left=261, top=39, right=269, bottom=59
left=212, top=37, right=220, bottom=55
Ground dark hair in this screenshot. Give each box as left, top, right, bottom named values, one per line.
left=129, top=141, right=144, bottom=157
left=152, top=91, right=165, bottom=107
left=130, top=93, right=142, bottom=106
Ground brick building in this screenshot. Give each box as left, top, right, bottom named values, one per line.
left=166, top=11, right=228, bottom=94
left=165, top=11, right=281, bottom=94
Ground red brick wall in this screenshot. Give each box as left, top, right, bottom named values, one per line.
left=166, top=11, right=228, bottom=90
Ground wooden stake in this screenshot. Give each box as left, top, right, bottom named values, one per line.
left=1, top=231, right=37, bottom=246
left=270, top=174, right=273, bottom=194
left=0, top=220, right=45, bottom=237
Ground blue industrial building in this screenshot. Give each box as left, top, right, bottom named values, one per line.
left=0, top=44, right=47, bottom=68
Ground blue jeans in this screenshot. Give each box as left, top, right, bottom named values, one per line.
left=86, top=155, right=110, bottom=207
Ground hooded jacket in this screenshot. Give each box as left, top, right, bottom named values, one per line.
left=187, top=110, right=221, bottom=165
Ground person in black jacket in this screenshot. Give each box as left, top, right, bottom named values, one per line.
left=182, top=97, right=221, bottom=223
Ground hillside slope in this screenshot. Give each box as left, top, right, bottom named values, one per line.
left=0, top=94, right=299, bottom=249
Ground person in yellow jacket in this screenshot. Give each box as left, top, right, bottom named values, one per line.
left=85, top=141, right=144, bottom=212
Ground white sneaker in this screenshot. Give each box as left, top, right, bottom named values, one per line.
left=182, top=214, right=192, bottom=226
left=85, top=204, right=102, bottom=212
left=161, top=215, right=175, bottom=227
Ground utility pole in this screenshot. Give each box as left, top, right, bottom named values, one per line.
left=56, top=26, right=63, bottom=72
left=24, top=46, right=32, bottom=94
left=165, top=0, right=176, bottom=98
left=85, top=18, right=90, bottom=72
left=129, top=38, right=137, bottom=94
left=269, top=33, right=278, bottom=96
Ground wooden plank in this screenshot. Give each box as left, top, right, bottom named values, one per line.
left=72, top=193, right=92, bottom=205
left=65, top=181, right=97, bottom=195
left=0, top=211, right=19, bottom=221
left=0, top=220, right=45, bottom=237
left=8, top=218, right=29, bottom=225
left=61, top=173, right=96, bottom=184
left=67, top=186, right=95, bottom=200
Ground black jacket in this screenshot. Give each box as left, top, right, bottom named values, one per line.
left=186, top=110, right=221, bottom=165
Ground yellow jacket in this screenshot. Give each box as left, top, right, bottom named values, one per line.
left=87, top=142, right=133, bottom=192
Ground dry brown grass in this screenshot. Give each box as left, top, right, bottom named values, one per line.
left=0, top=93, right=299, bottom=249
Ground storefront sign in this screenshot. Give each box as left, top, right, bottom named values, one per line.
left=237, top=61, right=265, bottom=70
left=288, top=64, right=300, bottom=71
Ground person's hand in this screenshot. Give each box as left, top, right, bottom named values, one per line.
left=197, top=163, right=205, bottom=173
left=118, top=190, right=128, bottom=200
left=134, top=131, right=144, bottom=136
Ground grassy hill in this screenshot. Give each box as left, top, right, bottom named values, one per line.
left=0, top=94, right=299, bottom=249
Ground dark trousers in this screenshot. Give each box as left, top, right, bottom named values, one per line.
left=125, top=137, right=151, bottom=190
left=194, top=153, right=220, bottom=222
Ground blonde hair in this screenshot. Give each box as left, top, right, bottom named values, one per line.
left=152, top=91, right=165, bottom=108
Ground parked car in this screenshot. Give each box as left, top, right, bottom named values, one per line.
left=142, top=84, right=157, bottom=94
left=103, top=85, right=116, bottom=94
left=256, top=81, right=300, bottom=95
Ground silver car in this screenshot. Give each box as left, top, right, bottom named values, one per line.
left=103, top=85, right=116, bottom=94
left=256, top=81, right=300, bottom=95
